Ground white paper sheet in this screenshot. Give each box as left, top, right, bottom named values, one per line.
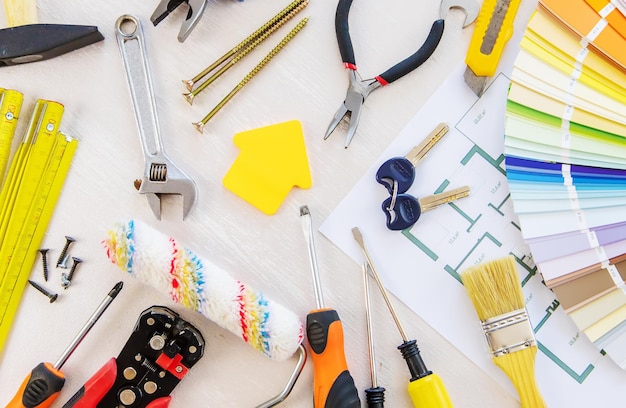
left=320, top=42, right=626, bottom=408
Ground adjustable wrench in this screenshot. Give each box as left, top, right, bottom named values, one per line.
left=115, top=15, right=197, bottom=220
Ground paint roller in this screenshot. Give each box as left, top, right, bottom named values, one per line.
left=102, top=219, right=306, bottom=405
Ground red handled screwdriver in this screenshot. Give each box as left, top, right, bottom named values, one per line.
left=7, top=281, right=123, bottom=408
left=300, top=205, right=360, bottom=408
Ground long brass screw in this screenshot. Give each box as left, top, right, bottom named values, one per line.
left=193, top=17, right=309, bottom=134
left=183, top=0, right=309, bottom=105
left=182, top=0, right=308, bottom=91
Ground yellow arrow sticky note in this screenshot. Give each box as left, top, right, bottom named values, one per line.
left=223, top=120, right=312, bottom=215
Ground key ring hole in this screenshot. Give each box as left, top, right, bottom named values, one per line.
left=116, top=15, right=139, bottom=38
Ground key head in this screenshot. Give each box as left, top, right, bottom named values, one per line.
left=382, top=194, right=422, bottom=230
left=375, top=157, right=415, bottom=194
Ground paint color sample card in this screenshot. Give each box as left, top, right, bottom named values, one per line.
left=504, top=1, right=626, bottom=369
left=321, top=0, right=626, bottom=405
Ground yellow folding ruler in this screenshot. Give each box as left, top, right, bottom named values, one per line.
left=0, top=99, right=78, bottom=352
left=0, top=88, right=24, bottom=186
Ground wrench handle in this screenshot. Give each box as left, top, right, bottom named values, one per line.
left=115, top=15, right=163, bottom=158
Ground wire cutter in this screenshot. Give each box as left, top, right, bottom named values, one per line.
left=324, top=0, right=445, bottom=148
left=151, top=0, right=207, bottom=42
left=325, top=0, right=479, bottom=148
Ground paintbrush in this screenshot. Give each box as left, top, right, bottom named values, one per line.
left=461, top=255, right=546, bottom=408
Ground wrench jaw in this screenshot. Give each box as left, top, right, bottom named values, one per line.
left=440, top=0, right=480, bottom=28
left=138, top=160, right=198, bottom=221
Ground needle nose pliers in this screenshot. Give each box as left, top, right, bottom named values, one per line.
left=324, top=0, right=445, bottom=148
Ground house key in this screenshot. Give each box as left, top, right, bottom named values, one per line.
left=382, top=185, right=470, bottom=230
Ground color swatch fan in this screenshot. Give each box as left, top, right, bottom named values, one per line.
left=503, top=0, right=626, bottom=369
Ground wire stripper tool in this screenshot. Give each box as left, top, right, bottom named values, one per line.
left=62, top=305, right=205, bottom=408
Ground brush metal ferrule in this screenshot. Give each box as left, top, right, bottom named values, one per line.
left=481, top=308, right=536, bottom=357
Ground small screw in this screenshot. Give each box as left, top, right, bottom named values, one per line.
left=28, top=280, right=58, bottom=303
left=39, top=249, right=50, bottom=281
left=56, top=236, right=75, bottom=268
left=62, top=257, right=83, bottom=289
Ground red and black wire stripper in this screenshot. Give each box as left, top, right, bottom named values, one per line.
left=62, top=305, right=205, bottom=408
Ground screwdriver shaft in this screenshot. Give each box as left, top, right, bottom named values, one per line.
left=363, top=263, right=378, bottom=388
left=352, top=227, right=409, bottom=341
left=55, top=281, right=124, bottom=368
left=300, top=205, right=324, bottom=309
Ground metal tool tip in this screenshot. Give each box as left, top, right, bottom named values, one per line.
left=351, top=227, right=364, bottom=245
left=299, top=205, right=310, bottom=216
left=109, top=281, right=124, bottom=298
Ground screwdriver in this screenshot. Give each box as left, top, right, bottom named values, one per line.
left=352, top=227, right=453, bottom=408
left=299, top=205, right=360, bottom=408
left=7, top=281, right=123, bottom=408
left=362, top=263, right=386, bottom=408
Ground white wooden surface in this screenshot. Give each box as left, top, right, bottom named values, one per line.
left=0, top=0, right=534, bottom=406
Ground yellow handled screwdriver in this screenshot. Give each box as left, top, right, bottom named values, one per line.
left=7, top=281, right=123, bottom=408
left=300, top=206, right=360, bottom=408
left=353, top=227, right=453, bottom=408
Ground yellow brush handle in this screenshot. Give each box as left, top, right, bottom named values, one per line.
left=465, top=0, right=522, bottom=77
left=494, top=348, right=546, bottom=408
left=407, top=373, right=454, bottom=408
left=3, top=0, right=37, bottom=26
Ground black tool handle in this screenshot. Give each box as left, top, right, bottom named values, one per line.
left=365, top=386, right=386, bottom=408
left=335, top=0, right=356, bottom=67
left=378, top=19, right=444, bottom=84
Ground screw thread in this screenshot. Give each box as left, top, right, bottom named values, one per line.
left=195, top=17, right=309, bottom=130
left=28, top=280, right=58, bottom=303
left=188, top=0, right=308, bottom=86
left=67, top=257, right=83, bottom=281
left=239, top=17, right=309, bottom=88
left=56, top=236, right=75, bottom=267
left=39, top=249, right=49, bottom=281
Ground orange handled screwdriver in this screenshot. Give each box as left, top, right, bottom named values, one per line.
left=7, top=281, right=123, bottom=408
left=299, top=205, right=360, bottom=408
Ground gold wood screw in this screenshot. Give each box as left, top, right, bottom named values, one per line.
left=183, top=0, right=309, bottom=105
left=193, top=17, right=309, bottom=134
left=183, top=0, right=309, bottom=92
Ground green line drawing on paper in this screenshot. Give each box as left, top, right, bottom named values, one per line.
left=534, top=298, right=560, bottom=332
left=537, top=341, right=595, bottom=384
left=399, top=139, right=597, bottom=384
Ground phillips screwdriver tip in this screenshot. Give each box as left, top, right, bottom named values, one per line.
left=109, top=281, right=124, bottom=298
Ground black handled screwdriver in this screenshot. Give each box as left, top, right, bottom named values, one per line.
left=353, top=227, right=454, bottom=408
left=300, top=205, right=360, bottom=408
left=362, top=263, right=386, bottom=408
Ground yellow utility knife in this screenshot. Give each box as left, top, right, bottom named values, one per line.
left=464, top=0, right=522, bottom=96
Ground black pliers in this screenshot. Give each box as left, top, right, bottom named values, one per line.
left=324, top=0, right=445, bottom=148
